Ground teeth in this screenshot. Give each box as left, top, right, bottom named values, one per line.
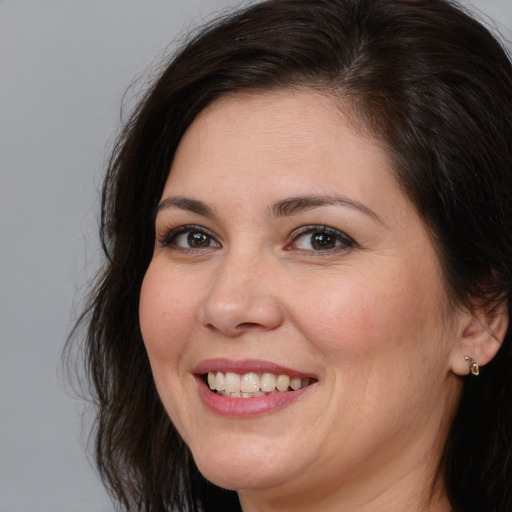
left=206, top=371, right=312, bottom=397
left=260, top=373, right=276, bottom=392
left=241, top=372, right=260, bottom=393
left=290, top=376, right=302, bottom=390
left=214, top=371, right=226, bottom=391
left=225, top=372, right=241, bottom=393
left=276, top=374, right=290, bottom=392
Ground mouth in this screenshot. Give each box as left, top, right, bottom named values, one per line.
left=204, top=371, right=314, bottom=398
left=193, top=360, right=318, bottom=416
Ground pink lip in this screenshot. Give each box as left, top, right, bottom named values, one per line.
left=193, top=358, right=317, bottom=418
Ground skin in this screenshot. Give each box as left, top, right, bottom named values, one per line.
left=139, top=89, right=475, bottom=512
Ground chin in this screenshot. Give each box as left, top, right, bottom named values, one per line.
left=189, top=437, right=301, bottom=492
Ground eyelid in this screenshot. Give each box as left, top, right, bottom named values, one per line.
left=158, top=224, right=221, bottom=249
left=157, top=223, right=354, bottom=253
left=285, top=225, right=356, bottom=252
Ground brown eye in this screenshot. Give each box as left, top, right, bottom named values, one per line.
left=310, top=232, right=337, bottom=250
left=187, top=231, right=211, bottom=248
left=160, top=225, right=221, bottom=250
left=289, top=225, right=355, bottom=252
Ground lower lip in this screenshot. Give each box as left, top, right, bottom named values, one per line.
left=196, top=377, right=315, bottom=417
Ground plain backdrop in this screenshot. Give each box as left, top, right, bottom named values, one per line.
left=1, top=1, right=511, bottom=511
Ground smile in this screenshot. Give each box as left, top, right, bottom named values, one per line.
left=194, top=359, right=318, bottom=416
left=206, top=371, right=312, bottom=398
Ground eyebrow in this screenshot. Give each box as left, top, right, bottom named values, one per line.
left=268, top=195, right=383, bottom=224
left=156, top=196, right=217, bottom=219
left=156, top=194, right=383, bottom=224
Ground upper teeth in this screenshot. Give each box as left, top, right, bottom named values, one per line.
left=207, top=371, right=310, bottom=397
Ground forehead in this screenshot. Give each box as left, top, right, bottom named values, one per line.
left=176, top=89, right=373, bottom=155
left=166, top=89, right=399, bottom=205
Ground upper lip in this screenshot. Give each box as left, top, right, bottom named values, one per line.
left=193, top=358, right=317, bottom=380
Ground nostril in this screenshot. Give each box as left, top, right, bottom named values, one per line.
left=237, top=322, right=262, bottom=330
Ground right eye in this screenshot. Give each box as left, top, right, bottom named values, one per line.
left=159, top=225, right=221, bottom=250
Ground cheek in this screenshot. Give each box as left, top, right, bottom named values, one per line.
left=138, top=262, right=202, bottom=438
left=139, top=261, right=198, bottom=367
left=287, top=265, right=447, bottom=369
left=289, top=270, right=452, bottom=436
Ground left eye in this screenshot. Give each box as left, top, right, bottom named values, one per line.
left=289, top=226, right=354, bottom=252
left=176, top=231, right=214, bottom=248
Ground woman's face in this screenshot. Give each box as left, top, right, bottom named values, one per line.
left=139, top=90, right=463, bottom=508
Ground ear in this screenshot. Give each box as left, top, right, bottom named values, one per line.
left=450, top=299, right=509, bottom=376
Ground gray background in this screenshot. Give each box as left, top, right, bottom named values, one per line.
left=1, top=1, right=511, bottom=511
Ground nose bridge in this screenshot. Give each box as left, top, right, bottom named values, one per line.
left=199, top=244, right=283, bottom=336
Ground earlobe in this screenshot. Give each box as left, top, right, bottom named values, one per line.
left=450, top=300, right=509, bottom=376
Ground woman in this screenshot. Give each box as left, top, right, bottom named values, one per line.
left=71, top=0, right=512, bottom=510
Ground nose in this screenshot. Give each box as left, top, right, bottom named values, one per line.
left=198, top=251, right=284, bottom=337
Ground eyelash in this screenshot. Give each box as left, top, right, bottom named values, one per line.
left=158, top=225, right=220, bottom=251
left=286, top=225, right=355, bottom=253
left=158, top=224, right=355, bottom=253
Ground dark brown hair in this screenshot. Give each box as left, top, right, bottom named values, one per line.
left=69, top=1, right=512, bottom=510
